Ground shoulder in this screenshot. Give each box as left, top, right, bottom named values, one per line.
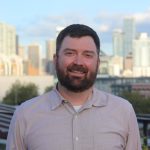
left=14, top=89, right=59, bottom=118
left=94, top=89, right=137, bottom=124
left=95, top=88, right=133, bottom=111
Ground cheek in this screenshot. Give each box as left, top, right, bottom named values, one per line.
left=57, top=59, right=71, bottom=70
left=86, top=60, right=99, bottom=70
left=60, top=57, right=74, bottom=67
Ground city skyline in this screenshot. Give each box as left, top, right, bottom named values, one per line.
left=0, top=0, right=150, bottom=54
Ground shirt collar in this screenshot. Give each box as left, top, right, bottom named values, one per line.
left=48, top=86, right=64, bottom=110
left=49, top=86, right=108, bottom=110
left=92, top=88, right=108, bottom=107
left=81, top=87, right=108, bottom=110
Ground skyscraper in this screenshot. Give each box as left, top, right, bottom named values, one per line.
left=28, top=43, right=41, bottom=75
left=0, top=22, right=16, bottom=56
left=133, top=33, right=150, bottom=77
left=123, top=17, right=136, bottom=57
left=45, top=39, right=56, bottom=75
left=17, top=45, right=25, bottom=59
left=112, top=29, right=124, bottom=56
left=46, top=39, right=56, bottom=61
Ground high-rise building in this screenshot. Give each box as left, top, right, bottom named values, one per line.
left=123, top=17, right=136, bottom=57
left=0, top=22, right=16, bottom=56
left=27, top=43, right=41, bottom=75
left=10, top=55, right=23, bottom=76
left=122, top=52, right=133, bottom=77
left=16, top=35, right=19, bottom=55
left=45, top=39, right=56, bottom=75
left=108, top=56, right=123, bottom=77
left=46, top=39, right=56, bottom=61
left=17, top=45, right=25, bottom=59
left=99, top=51, right=110, bottom=76
left=112, top=29, right=124, bottom=56
left=0, top=53, right=23, bottom=76
left=0, top=54, right=10, bottom=75
left=124, top=52, right=133, bottom=71
left=133, top=33, right=150, bottom=77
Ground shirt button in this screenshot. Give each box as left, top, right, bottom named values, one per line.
left=75, top=136, right=79, bottom=141
left=63, top=100, right=68, bottom=103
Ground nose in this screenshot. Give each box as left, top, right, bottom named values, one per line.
left=73, top=55, right=83, bottom=65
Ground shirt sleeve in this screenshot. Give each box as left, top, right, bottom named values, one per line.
left=6, top=107, right=27, bottom=150
left=125, top=105, right=142, bottom=150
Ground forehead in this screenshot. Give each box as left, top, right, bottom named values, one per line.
left=60, top=36, right=97, bottom=52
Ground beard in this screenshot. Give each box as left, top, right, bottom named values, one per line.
left=56, top=61, right=98, bottom=92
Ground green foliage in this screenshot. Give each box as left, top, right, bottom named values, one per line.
left=142, top=145, right=149, bottom=150
left=142, top=137, right=148, bottom=150
left=0, top=143, right=6, bottom=150
left=120, top=91, right=150, bottom=114
left=2, top=80, right=39, bottom=105
left=44, top=85, right=54, bottom=93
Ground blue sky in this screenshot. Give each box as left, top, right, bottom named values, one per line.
left=1, top=0, right=150, bottom=54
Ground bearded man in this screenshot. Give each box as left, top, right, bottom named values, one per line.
left=6, top=24, right=141, bottom=150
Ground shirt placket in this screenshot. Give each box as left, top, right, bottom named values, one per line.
left=63, top=101, right=80, bottom=150
left=72, top=113, right=80, bottom=150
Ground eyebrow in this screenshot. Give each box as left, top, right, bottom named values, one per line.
left=63, top=48, right=76, bottom=52
left=83, top=50, right=96, bottom=54
left=63, top=48, right=96, bottom=54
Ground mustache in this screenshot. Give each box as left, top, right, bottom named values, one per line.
left=67, top=64, right=88, bottom=73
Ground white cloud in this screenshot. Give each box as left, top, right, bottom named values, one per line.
left=17, top=9, right=150, bottom=47
left=98, top=24, right=110, bottom=32
left=131, top=9, right=150, bottom=34
left=18, top=14, right=89, bottom=39
left=133, top=10, right=150, bottom=23
left=94, top=12, right=124, bottom=33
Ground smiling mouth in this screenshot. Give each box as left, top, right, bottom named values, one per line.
left=67, top=65, right=88, bottom=74
left=67, top=70, right=87, bottom=78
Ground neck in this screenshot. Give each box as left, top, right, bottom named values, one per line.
left=57, top=83, right=93, bottom=106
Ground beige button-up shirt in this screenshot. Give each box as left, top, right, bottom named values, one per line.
left=6, top=88, right=142, bottom=150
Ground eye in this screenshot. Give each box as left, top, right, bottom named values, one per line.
left=84, top=53, right=94, bottom=58
left=64, top=51, right=75, bottom=56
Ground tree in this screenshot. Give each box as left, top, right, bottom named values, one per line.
left=44, top=85, right=54, bottom=93
left=120, top=91, right=150, bottom=114
left=2, top=81, right=39, bottom=105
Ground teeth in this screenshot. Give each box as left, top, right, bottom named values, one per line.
left=69, top=70, right=84, bottom=74
left=72, top=71, right=83, bottom=73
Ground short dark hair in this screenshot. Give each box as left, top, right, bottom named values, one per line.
left=56, top=24, right=100, bottom=55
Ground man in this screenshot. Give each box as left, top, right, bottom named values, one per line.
left=6, top=24, right=141, bottom=150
